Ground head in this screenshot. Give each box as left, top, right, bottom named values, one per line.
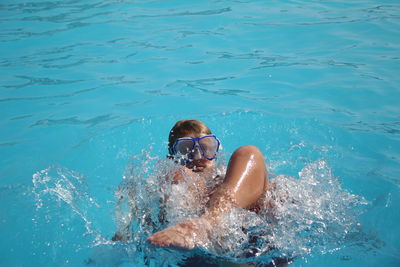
left=168, top=120, right=219, bottom=171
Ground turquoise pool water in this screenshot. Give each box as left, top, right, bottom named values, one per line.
left=1, top=0, right=399, bottom=266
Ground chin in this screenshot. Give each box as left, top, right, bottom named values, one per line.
left=193, top=164, right=214, bottom=172
left=192, top=166, right=205, bottom=172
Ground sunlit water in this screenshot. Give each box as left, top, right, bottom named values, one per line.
left=1, top=0, right=400, bottom=266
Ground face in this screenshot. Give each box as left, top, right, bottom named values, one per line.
left=175, top=133, right=216, bottom=172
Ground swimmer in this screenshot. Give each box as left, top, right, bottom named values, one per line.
left=147, top=119, right=270, bottom=250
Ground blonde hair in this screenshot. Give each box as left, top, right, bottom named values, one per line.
left=168, top=120, right=212, bottom=152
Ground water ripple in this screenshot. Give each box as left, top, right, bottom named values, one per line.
left=243, top=4, right=400, bottom=27
left=0, top=37, right=170, bottom=69
left=343, top=120, right=400, bottom=136
left=207, top=50, right=365, bottom=71
left=0, top=88, right=97, bottom=102
left=166, top=76, right=236, bottom=88
left=129, top=7, right=232, bottom=19
left=20, top=11, right=112, bottom=24
left=163, top=76, right=256, bottom=97
left=3, top=76, right=84, bottom=89
left=0, top=0, right=80, bottom=13
left=114, top=100, right=150, bottom=107
left=0, top=78, right=143, bottom=102
left=207, top=51, right=268, bottom=60
left=199, top=88, right=251, bottom=96
left=0, top=141, right=21, bottom=147
left=30, top=114, right=117, bottom=128
left=10, top=114, right=33, bottom=120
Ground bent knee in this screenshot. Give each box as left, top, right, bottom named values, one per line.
left=233, top=145, right=263, bottom=157
left=231, top=145, right=267, bottom=174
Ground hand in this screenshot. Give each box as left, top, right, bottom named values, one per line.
left=171, top=167, right=193, bottom=184
left=148, top=218, right=211, bottom=250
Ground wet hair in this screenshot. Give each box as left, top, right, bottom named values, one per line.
left=168, top=120, right=212, bottom=155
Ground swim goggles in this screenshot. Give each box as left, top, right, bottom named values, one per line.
left=171, top=135, right=221, bottom=160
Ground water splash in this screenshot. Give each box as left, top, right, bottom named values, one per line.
left=32, top=165, right=105, bottom=245
left=114, top=153, right=371, bottom=265
left=31, top=152, right=371, bottom=266
left=257, top=161, right=369, bottom=258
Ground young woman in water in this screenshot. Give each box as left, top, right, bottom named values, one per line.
left=147, top=119, right=270, bottom=250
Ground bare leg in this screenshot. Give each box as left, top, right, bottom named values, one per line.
left=148, top=145, right=268, bottom=249
left=209, top=145, right=268, bottom=211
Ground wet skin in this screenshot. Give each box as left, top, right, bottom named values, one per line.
left=148, top=145, right=269, bottom=250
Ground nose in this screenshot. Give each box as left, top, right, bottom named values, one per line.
left=191, top=146, right=203, bottom=160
